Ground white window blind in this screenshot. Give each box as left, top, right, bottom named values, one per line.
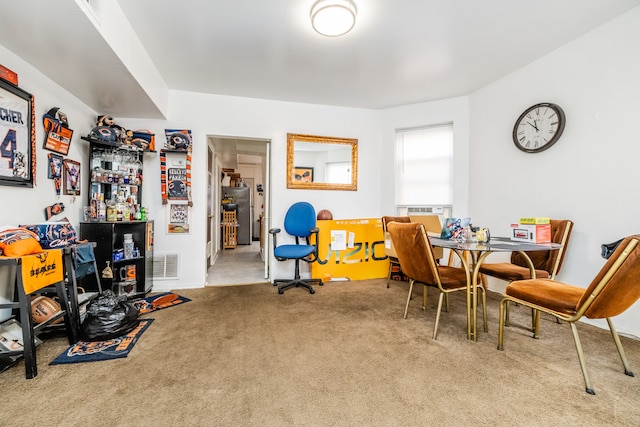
left=396, top=124, right=453, bottom=206
left=326, top=162, right=351, bottom=184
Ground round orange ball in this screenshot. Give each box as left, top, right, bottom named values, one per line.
left=317, top=209, right=333, bottom=220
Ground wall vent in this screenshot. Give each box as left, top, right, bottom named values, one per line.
left=153, top=253, right=179, bottom=280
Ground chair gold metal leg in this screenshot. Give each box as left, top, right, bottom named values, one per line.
left=607, top=318, right=635, bottom=377
left=533, top=309, right=541, bottom=339
left=422, top=284, right=427, bottom=311
left=497, top=298, right=507, bottom=350
left=403, top=279, right=415, bottom=319
left=386, top=264, right=392, bottom=288
left=505, top=301, right=511, bottom=326
left=433, top=292, right=445, bottom=339
left=570, top=322, right=595, bottom=395
left=480, top=286, right=488, bottom=333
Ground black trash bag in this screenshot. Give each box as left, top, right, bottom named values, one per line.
left=81, top=290, right=140, bottom=341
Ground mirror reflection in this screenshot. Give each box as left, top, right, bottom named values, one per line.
left=287, top=133, right=358, bottom=191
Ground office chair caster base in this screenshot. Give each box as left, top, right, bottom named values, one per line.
left=274, top=278, right=318, bottom=294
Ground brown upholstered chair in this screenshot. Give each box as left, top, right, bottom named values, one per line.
left=387, top=221, right=486, bottom=339
left=383, top=215, right=445, bottom=288
left=480, top=219, right=574, bottom=333
left=382, top=216, right=411, bottom=288
left=497, top=235, right=640, bottom=395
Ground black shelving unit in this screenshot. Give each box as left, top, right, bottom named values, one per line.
left=85, top=138, right=146, bottom=210
left=79, top=221, right=153, bottom=298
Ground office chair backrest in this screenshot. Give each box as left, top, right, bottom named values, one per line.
left=284, top=202, right=316, bottom=237
left=511, top=219, right=573, bottom=278
left=577, top=235, right=640, bottom=319
left=387, top=222, right=439, bottom=285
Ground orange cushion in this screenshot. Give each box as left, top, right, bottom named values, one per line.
left=480, top=262, right=549, bottom=282
left=0, top=228, right=43, bottom=257
left=506, top=279, right=583, bottom=315
left=0, top=237, right=43, bottom=257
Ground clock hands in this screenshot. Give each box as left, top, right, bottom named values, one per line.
left=527, top=120, right=539, bottom=132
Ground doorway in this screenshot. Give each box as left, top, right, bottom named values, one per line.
left=206, top=136, right=270, bottom=286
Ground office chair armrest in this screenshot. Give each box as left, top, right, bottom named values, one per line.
left=269, top=228, right=281, bottom=250
left=302, top=227, right=320, bottom=262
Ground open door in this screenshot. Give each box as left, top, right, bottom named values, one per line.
left=207, top=136, right=270, bottom=285
left=206, top=145, right=215, bottom=268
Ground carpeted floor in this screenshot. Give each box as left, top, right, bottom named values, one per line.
left=1, top=279, right=639, bottom=426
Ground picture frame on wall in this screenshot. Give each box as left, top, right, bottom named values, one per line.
left=42, top=109, right=73, bottom=156
left=62, top=159, right=81, bottom=195
left=0, top=78, right=35, bottom=188
left=293, top=166, right=314, bottom=183
left=47, top=153, right=63, bottom=179
left=167, top=202, right=190, bottom=234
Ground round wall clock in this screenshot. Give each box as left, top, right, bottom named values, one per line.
left=512, top=102, right=565, bottom=153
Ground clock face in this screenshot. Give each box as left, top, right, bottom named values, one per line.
left=512, top=103, right=565, bottom=153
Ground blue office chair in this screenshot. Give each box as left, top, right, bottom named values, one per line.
left=269, top=202, right=323, bottom=294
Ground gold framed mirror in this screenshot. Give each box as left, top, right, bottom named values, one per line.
left=287, top=133, right=358, bottom=191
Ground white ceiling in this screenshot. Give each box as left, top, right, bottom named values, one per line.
left=1, top=0, right=639, bottom=117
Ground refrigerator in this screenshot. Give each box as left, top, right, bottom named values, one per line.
left=222, top=186, right=252, bottom=245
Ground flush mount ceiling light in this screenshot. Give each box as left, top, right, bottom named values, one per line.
left=311, top=0, right=357, bottom=37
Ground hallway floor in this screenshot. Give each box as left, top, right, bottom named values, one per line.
left=206, top=241, right=268, bottom=286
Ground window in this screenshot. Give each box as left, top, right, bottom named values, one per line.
left=395, top=123, right=453, bottom=207
left=325, top=162, right=351, bottom=184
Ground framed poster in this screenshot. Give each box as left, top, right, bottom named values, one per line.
left=167, top=202, right=190, bottom=234
left=42, top=109, right=72, bottom=155
left=63, top=159, right=81, bottom=195
left=167, top=167, right=188, bottom=200
left=0, top=79, right=34, bottom=187
left=47, top=153, right=63, bottom=179
left=293, top=166, right=314, bottom=182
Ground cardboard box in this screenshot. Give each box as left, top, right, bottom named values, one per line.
left=384, top=215, right=444, bottom=260
left=511, top=223, right=551, bottom=243
left=519, top=217, right=550, bottom=225
left=410, top=215, right=444, bottom=259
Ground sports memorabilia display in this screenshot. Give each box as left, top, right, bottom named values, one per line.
left=43, top=107, right=73, bottom=155
left=160, top=129, right=193, bottom=207
left=0, top=78, right=35, bottom=187
left=47, top=153, right=63, bottom=195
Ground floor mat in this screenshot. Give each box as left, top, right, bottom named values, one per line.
left=133, top=292, right=191, bottom=315
left=49, top=319, right=153, bottom=365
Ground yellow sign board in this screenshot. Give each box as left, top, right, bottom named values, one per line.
left=312, top=218, right=389, bottom=281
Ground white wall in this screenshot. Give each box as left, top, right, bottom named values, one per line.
left=379, top=96, right=471, bottom=217
left=0, top=44, right=97, bottom=227
left=126, top=91, right=383, bottom=290
left=467, top=7, right=640, bottom=337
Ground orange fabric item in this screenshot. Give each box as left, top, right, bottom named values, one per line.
left=20, top=249, right=64, bottom=294
left=0, top=237, right=42, bottom=257
left=0, top=228, right=43, bottom=257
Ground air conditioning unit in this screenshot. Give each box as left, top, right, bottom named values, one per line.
left=397, top=205, right=452, bottom=220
